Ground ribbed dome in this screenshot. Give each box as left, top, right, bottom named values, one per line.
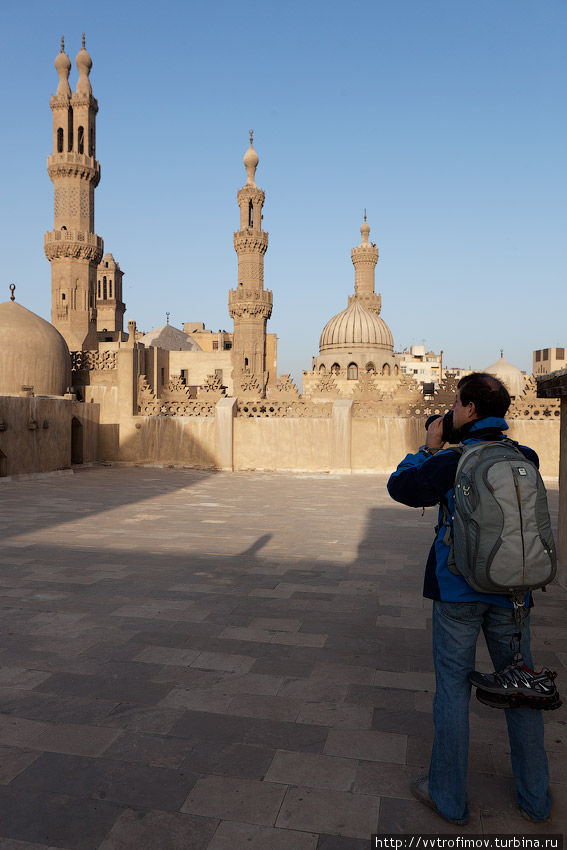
left=485, top=354, right=525, bottom=398
left=320, top=299, right=393, bottom=352
left=0, top=301, right=71, bottom=396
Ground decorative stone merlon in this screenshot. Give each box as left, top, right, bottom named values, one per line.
left=44, top=230, right=104, bottom=262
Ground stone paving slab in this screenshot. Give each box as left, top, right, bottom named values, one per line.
left=0, top=467, right=564, bottom=848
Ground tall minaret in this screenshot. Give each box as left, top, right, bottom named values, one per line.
left=228, top=132, right=273, bottom=393
left=349, top=212, right=381, bottom=314
left=44, top=36, right=103, bottom=351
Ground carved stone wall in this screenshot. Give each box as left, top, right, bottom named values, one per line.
left=71, top=350, right=117, bottom=371
left=237, top=400, right=332, bottom=418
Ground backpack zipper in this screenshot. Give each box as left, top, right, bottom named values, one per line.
left=512, top=469, right=526, bottom=583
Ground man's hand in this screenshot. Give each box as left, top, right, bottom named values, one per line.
left=425, top=415, right=445, bottom=451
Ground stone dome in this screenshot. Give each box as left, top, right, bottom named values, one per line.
left=485, top=353, right=525, bottom=398
left=139, top=324, right=202, bottom=352
left=0, top=301, right=71, bottom=396
left=319, top=299, right=394, bottom=352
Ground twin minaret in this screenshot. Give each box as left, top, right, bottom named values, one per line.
left=228, top=133, right=273, bottom=391
left=45, top=37, right=124, bottom=351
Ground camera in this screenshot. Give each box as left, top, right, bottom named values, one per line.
left=424, top=411, right=459, bottom=444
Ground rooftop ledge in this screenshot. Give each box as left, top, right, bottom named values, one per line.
left=536, top=368, right=567, bottom=398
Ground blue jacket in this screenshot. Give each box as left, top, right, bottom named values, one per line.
left=387, top=417, right=539, bottom=606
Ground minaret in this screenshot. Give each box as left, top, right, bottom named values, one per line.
left=349, top=212, right=381, bottom=314
left=96, top=253, right=125, bottom=339
left=44, top=36, right=103, bottom=351
left=228, top=132, right=273, bottom=393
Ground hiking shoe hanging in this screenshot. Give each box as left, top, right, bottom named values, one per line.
left=469, top=661, right=561, bottom=710
left=475, top=686, right=561, bottom=710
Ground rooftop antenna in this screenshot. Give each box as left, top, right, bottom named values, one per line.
left=9, top=283, right=15, bottom=302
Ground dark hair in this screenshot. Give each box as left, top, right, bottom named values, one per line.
left=457, top=372, right=511, bottom=418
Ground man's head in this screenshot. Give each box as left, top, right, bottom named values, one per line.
left=453, top=372, right=511, bottom=428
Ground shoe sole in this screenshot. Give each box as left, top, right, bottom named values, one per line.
left=475, top=687, right=562, bottom=711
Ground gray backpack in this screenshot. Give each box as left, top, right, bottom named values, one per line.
left=442, top=438, right=557, bottom=606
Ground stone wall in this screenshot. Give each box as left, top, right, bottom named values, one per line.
left=0, top=396, right=99, bottom=477
left=92, top=400, right=560, bottom=478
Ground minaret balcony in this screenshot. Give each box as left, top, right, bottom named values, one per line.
left=47, top=153, right=101, bottom=186
left=229, top=287, right=273, bottom=319
left=44, top=229, right=104, bottom=263
left=233, top=229, right=269, bottom=255
left=351, top=244, right=379, bottom=263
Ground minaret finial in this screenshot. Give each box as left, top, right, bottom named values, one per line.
left=82, top=33, right=86, bottom=49
left=166, top=311, right=170, bottom=325
left=250, top=129, right=254, bottom=146
left=364, top=208, right=367, bottom=222
left=9, top=283, right=15, bottom=302
left=60, top=36, right=65, bottom=53
left=501, top=348, right=503, bottom=359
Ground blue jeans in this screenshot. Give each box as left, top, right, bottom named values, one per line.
left=429, top=600, right=551, bottom=824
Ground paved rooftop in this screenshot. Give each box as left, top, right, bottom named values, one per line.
left=0, top=467, right=565, bottom=848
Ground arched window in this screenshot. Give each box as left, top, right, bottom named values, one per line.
left=89, top=124, right=94, bottom=155
left=248, top=200, right=254, bottom=227
left=102, top=276, right=107, bottom=300
left=347, top=363, right=358, bottom=380
left=68, top=109, right=73, bottom=151
left=366, top=362, right=375, bottom=374
left=394, top=365, right=399, bottom=375
left=78, top=126, right=84, bottom=154
left=97, top=280, right=101, bottom=299
left=57, top=128, right=64, bottom=153
left=109, top=280, right=112, bottom=299
left=382, top=363, right=391, bottom=376
left=331, top=363, right=340, bottom=375
left=319, top=364, right=326, bottom=373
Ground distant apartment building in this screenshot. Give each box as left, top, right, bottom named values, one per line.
left=444, top=367, right=473, bottom=381
left=533, top=347, right=566, bottom=376
left=399, top=345, right=443, bottom=386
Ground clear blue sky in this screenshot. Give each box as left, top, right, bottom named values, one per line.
left=1, top=0, right=566, bottom=383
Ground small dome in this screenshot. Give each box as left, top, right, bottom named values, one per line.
left=320, top=299, right=393, bottom=352
left=0, top=301, right=71, bottom=396
left=139, top=324, right=202, bottom=352
left=485, top=353, right=525, bottom=398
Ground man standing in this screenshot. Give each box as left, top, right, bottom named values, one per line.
left=387, top=372, right=551, bottom=825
